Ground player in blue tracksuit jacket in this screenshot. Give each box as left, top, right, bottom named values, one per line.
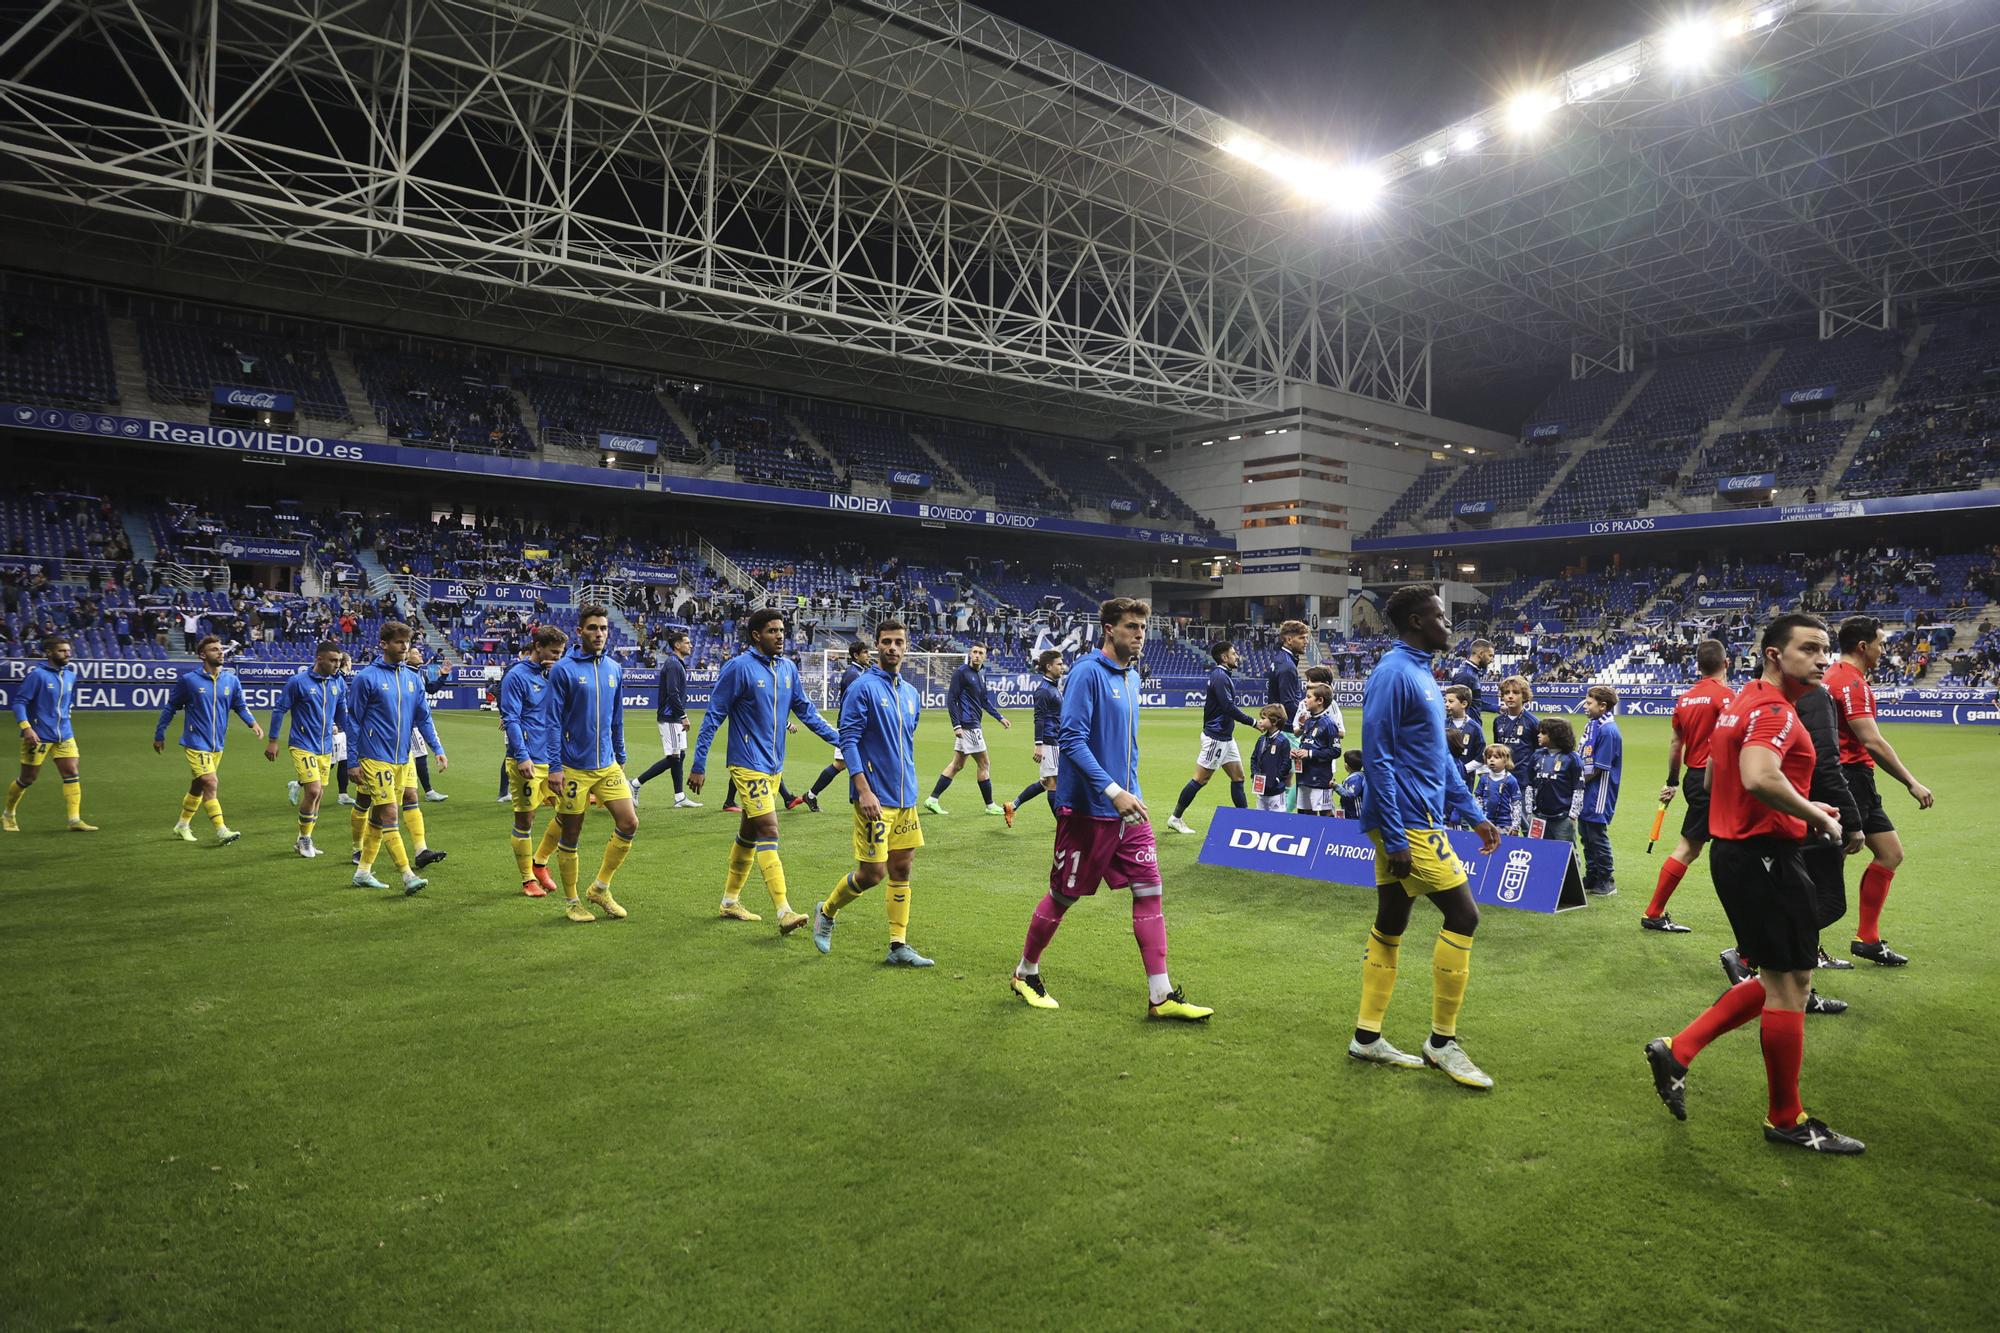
left=545, top=606, right=638, bottom=919
left=813, top=621, right=935, bottom=965
left=1267, top=621, right=1307, bottom=714
left=7, top=632, right=92, bottom=832
left=1166, top=641, right=1254, bottom=831
left=498, top=626, right=567, bottom=896
left=926, top=644, right=1012, bottom=814
left=1449, top=639, right=1494, bottom=723
left=805, top=640, right=876, bottom=809
left=1350, top=587, right=1502, bottom=1084
left=691, top=609, right=840, bottom=929
left=344, top=623, right=446, bottom=889
left=634, top=628, right=700, bottom=808
left=1004, top=649, right=1069, bottom=823
left=263, top=639, right=351, bottom=858
left=153, top=635, right=263, bottom=845
left=1576, top=687, right=1624, bottom=895
left=1009, top=598, right=1210, bottom=1020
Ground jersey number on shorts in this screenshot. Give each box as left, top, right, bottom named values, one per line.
left=1053, top=848, right=1081, bottom=890
left=744, top=778, right=770, bottom=798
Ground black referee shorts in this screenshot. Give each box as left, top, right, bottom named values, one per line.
left=1802, top=843, right=1847, bottom=933
left=1711, top=836, right=1820, bottom=973
left=1841, top=761, right=1896, bottom=836
left=1679, top=766, right=1711, bottom=842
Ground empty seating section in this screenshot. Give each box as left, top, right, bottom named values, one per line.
left=139, top=319, right=348, bottom=422
left=353, top=350, right=532, bottom=455
left=980, top=574, right=1097, bottom=612
left=1117, top=462, right=1204, bottom=524
left=1538, top=435, right=1699, bottom=523
left=2, top=296, right=116, bottom=408
left=1365, top=464, right=1449, bottom=537
left=1839, top=401, right=2000, bottom=499
left=1519, top=371, right=1634, bottom=443
left=1748, top=330, right=1901, bottom=414
left=1424, top=452, right=1566, bottom=519
left=923, top=432, right=1057, bottom=511
left=514, top=371, right=696, bottom=460
left=1605, top=344, right=1766, bottom=442
left=678, top=391, right=834, bottom=490
left=1898, top=305, right=2000, bottom=405
left=794, top=406, right=931, bottom=484
left=1685, top=421, right=1848, bottom=493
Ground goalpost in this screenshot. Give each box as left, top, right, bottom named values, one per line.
left=801, top=649, right=965, bottom=711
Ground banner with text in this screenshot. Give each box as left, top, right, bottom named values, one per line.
left=419, top=578, right=567, bottom=606
left=1455, top=500, right=1497, bottom=516
left=1526, top=423, right=1564, bottom=440
left=888, top=469, right=933, bottom=491
left=211, top=386, right=295, bottom=414
left=1691, top=589, right=1758, bottom=609
left=613, top=561, right=680, bottom=584
left=598, top=432, right=659, bottom=456
left=215, top=534, right=307, bottom=562
left=1779, top=384, right=1839, bottom=407
left=1717, top=472, right=1777, bottom=494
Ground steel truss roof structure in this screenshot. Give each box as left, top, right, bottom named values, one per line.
left=0, top=0, right=1996, bottom=435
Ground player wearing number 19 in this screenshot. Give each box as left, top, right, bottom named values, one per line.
left=153, top=635, right=264, bottom=845
left=6, top=634, right=94, bottom=832
left=346, top=622, right=447, bottom=893
left=547, top=605, right=633, bottom=923
left=813, top=620, right=933, bottom=965
left=691, top=608, right=841, bottom=932
left=263, top=640, right=349, bottom=858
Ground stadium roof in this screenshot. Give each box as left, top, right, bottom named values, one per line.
left=1, top=0, right=1996, bottom=431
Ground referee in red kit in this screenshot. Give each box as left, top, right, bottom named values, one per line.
left=1644, top=613, right=1864, bottom=1155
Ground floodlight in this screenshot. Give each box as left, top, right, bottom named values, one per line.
left=1662, top=19, right=1719, bottom=70
left=1506, top=89, right=1558, bottom=133
left=1749, top=6, right=1781, bottom=29
left=1422, top=148, right=1444, bottom=167
left=1453, top=127, right=1482, bottom=153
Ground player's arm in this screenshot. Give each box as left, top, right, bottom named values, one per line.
left=1843, top=712, right=1933, bottom=807
left=610, top=672, right=626, bottom=767
left=265, top=678, right=294, bottom=760
left=14, top=670, right=41, bottom=747
left=1219, top=673, right=1255, bottom=729
left=1057, top=675, right=1140, bottom=819
left=413, top=685, right=444, bottom=765
left=688, top=662, right=733, bottom=777
left=981, top=683, right=1006, bottom=727
left=789, top=673, right=840, bottom=746
left=1809, top=709, right=1865, bottom=850
left=837, top=687, right=880, bottom=820
left=1739, top=741, right=1840, bottom=840
left=1660, top=728, right=1684, bottom=803
left=1357, top=676, right=1413, bottom=852
left=499, top=675, right=531, bottom=767
left=944, top=669, right=965, bottom=731
left=230, top=678, right=264, bottom=737
left=153, top=675, right=184, bottom=751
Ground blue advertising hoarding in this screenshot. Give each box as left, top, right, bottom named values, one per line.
left=211, top=386, right=296, bottom=414
left=1526, top=423, right=1564, bottom=440
left=598, top=432, right=660, bottom=456
left=1454, top=500, right=1497, bottom=516
left=1716, top=472, right=1776, bottom=494
left=888, top=469, right=933, bottom=490
left=1779, top=384, right=1839, bottom=406
left=215, top=534, right=308, bottom=562
left=418, top=578, right=567, bottom=606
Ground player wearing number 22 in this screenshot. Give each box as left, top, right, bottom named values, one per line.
left=690, top=608, right=840, bottom=933
left=812, top=620, right=934, bottom=966
left=1009, top=597, right=1212, bottom=1020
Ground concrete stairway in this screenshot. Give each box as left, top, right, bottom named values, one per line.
left=906, top=430, right=975, bottom=496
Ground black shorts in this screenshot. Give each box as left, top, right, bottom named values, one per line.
left=1801, top=843, right=1847, bottom=932
left=1841, top=762, right=1895, bottom=836
left=1679, top=766, right=1711, bottom=842
left=1711, top=837, right=1820, bottom=973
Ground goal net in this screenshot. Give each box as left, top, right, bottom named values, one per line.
left=801, top=649, right=965, bottom=712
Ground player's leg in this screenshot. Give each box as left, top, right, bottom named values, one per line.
left=880, top=843, right=930, bottom=966
left=192, top=764, right=236, bottom=844
left=1644, top=832, right=1703, bottom=928
left=747, top=803, right=806, bottom=932
left=926, top=748, right=965, bottom=811
left=509, top=804, right=542, bottom=895
left=1419, top=883, right=1486, bottom=1085
left=507, top=765, right=549, bottom=895
left=401, top=781, right=445, bottom=870
left=496, top=758, right=511, bottom=802
left=818, top=808, right=886, bottom=951
left=5, top=749, right=40, bottom=831
left=719, top=801, right=761, bottom=920
left=970, top=747, right=1000, bottom=813
left=1579, top=818, right=1615, bottom=895
left=807, top=755, right=846, bottom=800
left=1853, top=828, right=1906, bottom=960
left=1168, top=762, right=1215, bottom=830
left=49, top=754, right=86, bottom=828
left=174, top=769, right=203, bottom=840
left=1801, top=846, right=1849, bottom=1015
left=296, top=776, right=324, bottom=856
left=1351, top=877, right=1419, bottom=1065
left=555, top=808, right=591, bottom=920
left=1222, top=760, right=1247, bottom=809
left=584, top=788, right=636, bottom=919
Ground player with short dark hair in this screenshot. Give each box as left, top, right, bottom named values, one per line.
left=499, top=626, right=568, bottom=898
left=924, top=642, right=1011, bottom=815
left=6, top=634, right=94, bottom=833
left=1822, top=615, right=1935, bottom=965
left=1351, top=585, right=1502, bottom=1088
left=1165, top=639, right=1253, bottom=834
left=344, top=621, right=445, bottom=891
left=264, top=639, right=349, bottom=858
left=1645, top=613, right=1863, bottom=1154
left=632, top=629, right=701, bottom=810
left=1451, top=638, right=1495, bottom=723
left=1003, top=649, right=1068, bottom=825
left=1645, top=639, right=1732, bottom=933
left=801, top=640, right=875, bottom=812
left=154, top=634, right=263, bottom=845
left=1267, top=619, right=1308, bottom=716
left=1010, top=598, right=1211, bottom=1020
left=547, top=604, right=633, bottom=922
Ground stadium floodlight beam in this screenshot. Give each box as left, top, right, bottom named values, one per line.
left=1506, top=89, right=1560, bottom=134
left=1452, top=128, right=1482, bottom=153
left=1422, top=148, right=1444, bottom=167
left=1661, top=18, right=1723, bottom=71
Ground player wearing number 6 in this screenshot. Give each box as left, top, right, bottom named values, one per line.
left=1009, top=597, right=1212, bottom=1020
left=690, top=608, right=840, bottom=932
left=812, top=620, right=932, bottom=966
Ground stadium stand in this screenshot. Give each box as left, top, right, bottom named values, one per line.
left=791, top=403, right=934, bottom=487
left=1518, top=370, right=1634, bottom=443
left=138, top=317, right=350, bottom=423
left=1603, top=344, right=1768, bottom=442
left=1, top=294, right=117, bottom=409
left=1538, top=436, right=1700, bottom=523
left=1683, top=419, right=1850, bottom=493
left=514, top=369, right=699, bottom=461
left=920, top=428, right=1064, bottom=512
left=352, top=349, right=533, bottom=455
left=1425, top=451, right=1568, bottom=519
left=1747, top=328, right=1903, bottom=414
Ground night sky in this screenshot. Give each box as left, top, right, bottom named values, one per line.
left=978, top=0, right=1669, bottom=426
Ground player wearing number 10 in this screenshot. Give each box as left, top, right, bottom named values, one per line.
left=813, top=620, right=932, bottom=965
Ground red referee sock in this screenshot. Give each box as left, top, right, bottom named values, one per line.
left=1760, top=1007, right=1806, bottom=1128
left=1670, top=977, right=1764, bottom=1064
left=1855, top=862, right=1895, bottom=942
left=1646, top=855, right=1690, bottom=919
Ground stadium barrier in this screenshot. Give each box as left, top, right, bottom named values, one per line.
left=1198, top=807, right=1587, bottom=913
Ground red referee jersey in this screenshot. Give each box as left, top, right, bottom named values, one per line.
left=1821, top=659, right=1877, bottom=767
left=1670, top=675, right=1734, bottom=770
left=1709, top=678, right=1816, bottom=841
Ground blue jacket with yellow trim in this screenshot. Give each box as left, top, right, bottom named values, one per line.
left=155, top=666, right=258, bottom=751
left=1358, top=640, right=1485, bottom=852
left=839, top=664, right=921, bottom=808
left=499, top=658, right=559, bottom=765
left=691, top=648, right=837, bottom=775
left=548, top=645, right=626, bottom=770
left=13, top=661, right=78, bottom=742
left=347, top=659, right=443, bottom=765
left=270, top=669, right=349, bottom=755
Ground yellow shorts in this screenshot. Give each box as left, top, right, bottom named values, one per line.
left=853, top=806, right=924, bottom=863
left=20, top=735, right=79, bottom=766
left=356, top=757, right=418, bottom=805
left=1369, top=823, right=1470, bottom=897
left=289, top=747, right=333, bottom=786
left=556, top=764, right=631, bottom=816
left=727, top=767, right=781, bottom=819
left=184, top=748, right=223, bottom=778
left=510, top=762, right=553, bottom=814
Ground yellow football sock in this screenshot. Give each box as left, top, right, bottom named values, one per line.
left=179, top=793, right=201, bottom=824
left=825, top=870, right=864, bottom=917
left=557, top=841, right=581, bottom=899
left=594, top=830, right=634, bottom=888
left=723, top=836, right=755, bottom=901
left=63, top=777, right=82, bottom=822
left=534, top=819, right=562, bottom=866
left=297, top=813, right=316, bottom=841
left=754, top=839, right=788, bottom=912
left=350, top=805, right=367, bottom=848
left=200, top=797, right=226, bottom=831
left=1356, top=929, right=1402, bottom=1036
left=886, top=880, right=911, bottom=944
left=1431, top=929, right=1475, bottom=1040
left=379, top=824, right=412, bottom=872
left=5, top=781, right=24, bottom=814
left=358, top=822, right=383, bottom=870
left=510, top=831, right=534, bottom=880
left=401, top=803, right=427, bottom=852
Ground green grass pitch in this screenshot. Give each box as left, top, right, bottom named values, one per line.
left=3, top=708, right=1994, bottom=1329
